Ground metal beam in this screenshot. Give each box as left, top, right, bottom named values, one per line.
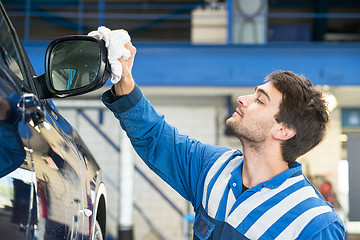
left=24, top=43, right=360, bottom=87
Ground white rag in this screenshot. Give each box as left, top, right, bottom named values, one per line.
left=88, top=26, right=131, bottom=84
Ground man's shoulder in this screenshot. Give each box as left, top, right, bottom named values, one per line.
left=275, top=175, right=344, bottom=237
left=298, top=208, right=345, bottom=239
left=280, top=174, right=333, bottom=207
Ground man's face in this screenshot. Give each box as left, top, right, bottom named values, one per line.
left=226, top=82, right=283, bottom=144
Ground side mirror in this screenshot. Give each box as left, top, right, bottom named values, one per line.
left=44, top=36, right=110, bottom=98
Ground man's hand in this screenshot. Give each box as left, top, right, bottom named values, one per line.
left=114, top=41, right=137, bottom=96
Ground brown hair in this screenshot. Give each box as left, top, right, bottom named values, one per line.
left=266, top=71, right=329, bottom=165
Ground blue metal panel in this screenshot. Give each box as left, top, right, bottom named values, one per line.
left=24, top=43, right=360, bottom=87
left=24, top=43, right=49, bottom=75
left=227, top=0, right=233, bottom=44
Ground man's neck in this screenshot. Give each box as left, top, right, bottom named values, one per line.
left=241, top=142, right=289, bottom=189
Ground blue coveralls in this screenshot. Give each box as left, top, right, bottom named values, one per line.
left=102, top=85, right=345, bottom=240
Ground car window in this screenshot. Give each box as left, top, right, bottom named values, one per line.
left=0, top=10, right=24, bottom=81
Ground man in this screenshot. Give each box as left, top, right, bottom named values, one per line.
left=102, top=41, right=345, bottom=239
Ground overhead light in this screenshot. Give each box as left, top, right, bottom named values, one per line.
left=340, top=134, right=348, bottom=142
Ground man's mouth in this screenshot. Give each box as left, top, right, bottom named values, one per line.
left=234, top=108, right=243, bottom=117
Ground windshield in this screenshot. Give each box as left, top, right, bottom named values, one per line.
left=0, top=8, right=24, bottom=81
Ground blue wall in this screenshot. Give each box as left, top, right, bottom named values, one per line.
left=24, top=43, right=360, bottom=87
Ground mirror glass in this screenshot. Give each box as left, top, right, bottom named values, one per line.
left=50, top=40, right=101, bottom=91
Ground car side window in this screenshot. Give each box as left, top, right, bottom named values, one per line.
left=0, top=12, right=24, bottom=82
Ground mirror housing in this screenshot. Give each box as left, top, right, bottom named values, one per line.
left=43, top=35, right=110, bottom=98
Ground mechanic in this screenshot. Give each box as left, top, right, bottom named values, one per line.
left=98, top=29, right=345, bottom=239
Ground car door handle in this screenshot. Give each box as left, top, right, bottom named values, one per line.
left=18, top=93, right=45, bottom=126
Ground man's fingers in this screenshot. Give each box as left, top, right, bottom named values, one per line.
left=118, top=42, right=136, bottom=63
left=118, top=57, right=130, bottom=76
left=125, top=42, right=136, bottom=56
left=115, top=41, right=136, bottom=79
left=118, top=57, right=125, bottom=64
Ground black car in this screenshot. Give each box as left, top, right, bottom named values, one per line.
left=0, top=0, right=112, bottom=239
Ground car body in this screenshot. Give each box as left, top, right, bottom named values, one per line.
left=0, top=1, right=111, bottom=239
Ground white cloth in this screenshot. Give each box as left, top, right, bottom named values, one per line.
left=88, top=26, right=131, bottom=84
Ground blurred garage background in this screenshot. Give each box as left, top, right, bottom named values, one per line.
left=3, top=0, right=360, bottom=239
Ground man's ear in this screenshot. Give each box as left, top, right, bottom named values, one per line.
left=272, top=123, right=296, bottom=141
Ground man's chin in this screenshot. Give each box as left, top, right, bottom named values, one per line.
left=225, top=117, right=236, bottom=127
left=225, top=117, right=233, bottom=127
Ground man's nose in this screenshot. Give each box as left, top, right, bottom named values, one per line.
left=237, top=95, right=249, bottom=107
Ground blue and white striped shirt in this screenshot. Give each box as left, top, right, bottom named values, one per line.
left=102, top=85, right=345, bottom=240
left=198, top=149, right=344, bottom=239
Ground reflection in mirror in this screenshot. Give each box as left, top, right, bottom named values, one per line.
left=0, top=93, right=26, bottom=178
left=50, top=40, right=101, bottom=91
left=52, top=68, right=77, bottom=90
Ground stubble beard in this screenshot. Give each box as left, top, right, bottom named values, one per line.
left=225, top=117, right=268, bottom=151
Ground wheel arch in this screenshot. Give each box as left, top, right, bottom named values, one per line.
left=92, top=182, right=107, bottom=239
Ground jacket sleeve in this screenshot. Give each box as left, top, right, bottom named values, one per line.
left=102, top=85, right=229, bottom=205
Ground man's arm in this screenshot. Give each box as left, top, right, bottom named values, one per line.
left=102, top=40, right=230, bottom=205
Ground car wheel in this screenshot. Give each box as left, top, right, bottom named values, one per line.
left=93, top=220, right=104, bottom=240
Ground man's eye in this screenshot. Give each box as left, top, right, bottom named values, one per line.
left=256, top=98, right=264, bottom=104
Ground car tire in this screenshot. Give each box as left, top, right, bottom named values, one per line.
left=93, top=220, right=104, bottom=240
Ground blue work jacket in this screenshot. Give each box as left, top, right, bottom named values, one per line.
left=102, top=85, right=345, bottom=240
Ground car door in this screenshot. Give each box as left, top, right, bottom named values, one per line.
left=34, top=99, right=90, bottom=239
left=0, top=64, right=88, bottom=240
left=0, top=2, right=89, bottom=239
